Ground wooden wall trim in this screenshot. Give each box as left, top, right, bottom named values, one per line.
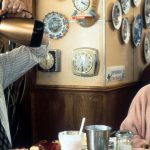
left=35, top=81, right=141, bottom=92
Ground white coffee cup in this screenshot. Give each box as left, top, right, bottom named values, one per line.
left=58, top=131, right=84, bottom=150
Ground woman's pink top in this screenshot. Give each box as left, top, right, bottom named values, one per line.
left=120, top=84, right=150, bottom=148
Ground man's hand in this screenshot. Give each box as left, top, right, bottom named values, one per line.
left=41, top=33, right=49, bottom=46
left=1, top=0, right=26, bottom=14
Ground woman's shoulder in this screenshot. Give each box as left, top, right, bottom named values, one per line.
left=134, top=84, right=150, bottom=102
left=139, top=84, right=150, bottom=93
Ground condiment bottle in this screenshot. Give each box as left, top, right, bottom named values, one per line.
left=115, top=130, right=133, bottom=150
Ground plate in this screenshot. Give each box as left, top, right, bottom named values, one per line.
left=43, top=12, right=69, bottom=39
left=120, top=0, right=131, bottom=14
left=144, top=32, right=150, bottom=63
left=144, top=0, right=150, bottom=28
left=112, top=1, right=122, bottom=30
left=133, top=0, right=141, bottom=7
left=132, top=15, right=143, bottom=47
left=121, top=17, right=130, bottom=44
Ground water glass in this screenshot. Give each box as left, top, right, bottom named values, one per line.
left=58, top=131, right=84, bottom=150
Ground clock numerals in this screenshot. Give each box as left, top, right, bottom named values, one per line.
left=73, top=52, right=93, bottom=73
left=72, top=48, right=99, bottom=77
left=38, top=49, right=61, bottom=72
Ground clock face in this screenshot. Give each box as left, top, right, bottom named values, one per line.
left=73, top=0, right=90, bottom=11
left=72, top=48, right=99, bottom=77
left=73, top=51, right=93, bottom=73
left=39, top=53, right=54, bottom=70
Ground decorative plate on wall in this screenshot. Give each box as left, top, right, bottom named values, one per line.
left=43, top=12, right=69, bottom=39
left=144, top=0, right=150, bottom=28
left=144, top=32, right=150, bottom=63
left=120, top=0, right=131, bottom=14
left=133, top=0, right=141, bottom=7
left=112, top=1, right=122, bottom=30
left=121, top=18, right=130, bottom=44
left=132, top=15, right=143, bottom=47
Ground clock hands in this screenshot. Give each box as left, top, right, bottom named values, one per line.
left=81, top=62, right=84, bottom=72
left=81, top=0, right=88, bottom=6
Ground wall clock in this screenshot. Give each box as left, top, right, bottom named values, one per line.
left=72, top=47, right=99, bottom=77
left=38, top=49, right=61, bottom=72
left=112, top=1, right=122, bottom=30
left=73, top=0, right=90, bottom=12
left=43, top=12, right=69, bottom=39
left=72, top=0, right=98, bottom=27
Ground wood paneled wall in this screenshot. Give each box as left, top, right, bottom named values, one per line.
left=12, top=68, right=147, bottom=148
left=29, top=79, right=141, bottom=144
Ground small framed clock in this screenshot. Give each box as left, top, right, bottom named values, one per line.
left=72, top=0, right=98, bottom=27
left=72, top=47, right=99, bottom=77
left=38, top=49, right=61, bottom=72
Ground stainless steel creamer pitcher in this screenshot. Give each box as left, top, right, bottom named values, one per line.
left=85, top=125, right=112, bottom=150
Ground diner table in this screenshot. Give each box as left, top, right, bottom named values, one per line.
left=8, top=139, right=150, bottom=150
left=133, top=149, right=150, bottom=150
left=11, top=146, right=150, bottom=149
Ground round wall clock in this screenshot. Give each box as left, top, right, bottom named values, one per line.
left=121, top=17, right=130, bottom=44
left=72, top=0, right=97, bottom=15
left=73, top=0, right=90, bottom=11
left=72, top=0, right=98, bottom=27
left=38, top=49, right=61, bottom=72
left=112, top=1, right=122, bottom=30
left=43, top=12, right=69, bottom=39
left=144, top=32, right=150, bottom=63
left=120, top=0, right=131, bottom=14
left=144, top=0, right=150, bottom=28
left=132, top=15, right=143, bottom=47
left=39, top=52, right=54, bottom=70
left=133, top=0, right=141, bottom=7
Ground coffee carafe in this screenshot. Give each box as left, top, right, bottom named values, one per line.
left=0, top=12, right=45, bottom=47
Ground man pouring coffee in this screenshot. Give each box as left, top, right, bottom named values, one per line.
left=0, top=0, right=50, bottom=149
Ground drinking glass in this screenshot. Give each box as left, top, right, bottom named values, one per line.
left=58, top=131, right=84, bottom=150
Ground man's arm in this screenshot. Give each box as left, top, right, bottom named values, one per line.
left=0, top=0, right=50, bottom=88
left=1, top=44, right=49, bottom=89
